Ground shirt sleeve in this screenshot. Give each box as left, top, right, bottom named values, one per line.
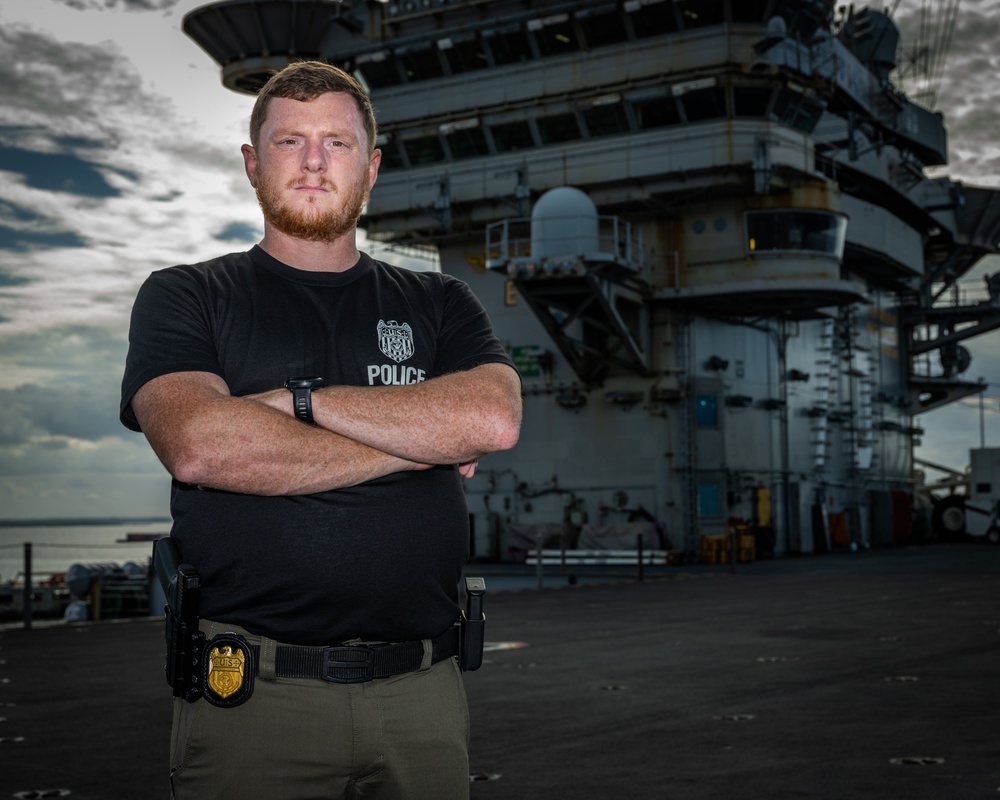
left=434, top=275, right=518, bottom=378
left=119, top=266, right=224, bottom=432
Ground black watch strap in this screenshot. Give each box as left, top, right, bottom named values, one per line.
left=285, top=377, right=325, bottom=425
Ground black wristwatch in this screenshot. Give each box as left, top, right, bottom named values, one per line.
left=285, top=377, right=325, bottom=425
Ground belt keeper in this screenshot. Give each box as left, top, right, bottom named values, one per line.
left=419, top=639, right=433, bottom=672
left=259, top=635, right=277, bottom=681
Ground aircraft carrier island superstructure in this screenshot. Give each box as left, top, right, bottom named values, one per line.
left=184, top=0, right=1000, bottom=559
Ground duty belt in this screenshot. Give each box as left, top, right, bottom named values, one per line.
left=255, top=625, right=459, bottom=684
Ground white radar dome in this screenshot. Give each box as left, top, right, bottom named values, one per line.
left=530, top=186, right=600, bottom=260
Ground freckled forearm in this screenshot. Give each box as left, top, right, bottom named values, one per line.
left=133, top=373, right=422, bottom=495
left=309, top=363, right=522, bottom=464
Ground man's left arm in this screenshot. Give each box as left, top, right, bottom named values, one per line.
left=252, top=362, right=521, bottom=465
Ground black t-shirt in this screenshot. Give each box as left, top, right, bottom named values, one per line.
left=121, top=247, right=514, bottom=645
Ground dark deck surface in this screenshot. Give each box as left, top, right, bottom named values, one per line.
left=2, top=543, right=999, bottom=799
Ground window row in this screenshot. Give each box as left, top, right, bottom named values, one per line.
left=378, top=82, right=826, bottom=170
left=351, top=0, right=776, bottom=90
left=746, top=211, right=848, bottom=258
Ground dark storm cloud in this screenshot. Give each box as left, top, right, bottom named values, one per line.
left=0, top=142, right=120, bottom=198
left=0, top=324, right=130, bottom=445
left=0, top=25, right=151, bottom=146
left=54, top=0, right=183, bottom=11
left=152, top=190, right=184, bottom=203
left=24, top=324, right=128, bottom=374
left=0, top=23, right=190, bottom=258
left=890, top=1, right=1000, bottom=180
left=0, top=381, right=123, bottom=444
left=0, top=128, right=140, bottom=195
left=0, top=225, right=88, bottom=252
left=0, top=28, right=139, bottom=132
left=215, top=221, right=260, bottom=243
left=0, top=197, right=88, bottom=252
left=0, top=270, right=31, bottom=288
left=929, top=10, right=1000, bottom=100
left=0, top=198, right=41, bottom=225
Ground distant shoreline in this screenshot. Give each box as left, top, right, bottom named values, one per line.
left=0, top=518, right=171, bottom=528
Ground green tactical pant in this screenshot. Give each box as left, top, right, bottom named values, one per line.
left=168, top=620, right=471, bottom=800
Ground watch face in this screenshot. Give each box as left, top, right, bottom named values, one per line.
left=286, top=377, right=324, bottom=390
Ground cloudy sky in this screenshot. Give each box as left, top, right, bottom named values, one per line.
left=0, top=0, right=998, bottom=521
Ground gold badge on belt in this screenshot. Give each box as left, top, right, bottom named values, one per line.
left=208, top=645, right=245, bottom=698
left=202, top=633, right=255, bottom=708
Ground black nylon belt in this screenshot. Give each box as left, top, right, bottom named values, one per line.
left=253, top=625, right=459, bottom=684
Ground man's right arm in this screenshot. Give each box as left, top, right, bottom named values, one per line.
left=131, top=371, right=426, bottom=496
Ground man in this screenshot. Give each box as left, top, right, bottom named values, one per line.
left=120, top=61, right=521, bottom=799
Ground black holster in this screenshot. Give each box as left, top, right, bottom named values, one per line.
left=152, top=537, right=205, bottom=702
left=458, top=577, right=486, bottom=671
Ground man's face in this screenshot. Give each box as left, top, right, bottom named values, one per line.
left=243, top=92, right=380, bottom=243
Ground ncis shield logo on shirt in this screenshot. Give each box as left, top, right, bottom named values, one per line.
left=368, top=320, right=426, bottom=386
left=377, top=320, right=414, bottom=363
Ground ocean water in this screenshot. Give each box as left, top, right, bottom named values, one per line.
left=0, top=521, right=170, bottom=584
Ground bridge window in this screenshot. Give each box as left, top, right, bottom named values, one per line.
left=354, top=52, right=400, bottom=90
left=401, top=135, right=445, bottom=166
left=530, top=14, right=580, bottom=58
left=439, top=35, right=489, bottom=74
left=679, top=86, right=727, bottom=122
left=400, top=45, right=445, bottom=82
left=537, top=112, right=582, bottom=145
left=490, top=120, right=535, bottom=152
left=484, top=24, right=534, bottom=66
left=772, top=87, right=825, bottom=133
left=746, top=211, right=847, bottom=258
left=578, top=5, right=628, bottom=48
left=445, top=125, right=490, bottom=159
left=583, top=98, right=631, bottom=137
left=632, top=91, right=681, bottom=130
left=625, top=0, right=679, bottom=38
left=376, top=135, right=405, bottom=170
left=675, top=0, right=723, bottom=29
left=731, top=0, right=773, bottom=22
left=733, top=86, right=775, bottom=117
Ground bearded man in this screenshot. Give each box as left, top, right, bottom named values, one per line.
left=120, top=61, right=521, bottom=800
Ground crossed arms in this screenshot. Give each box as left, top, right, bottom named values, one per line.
left=131, top=363, right=522, bottom=496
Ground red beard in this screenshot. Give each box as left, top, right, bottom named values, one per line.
left=255, top=169, right=369, bottom=244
